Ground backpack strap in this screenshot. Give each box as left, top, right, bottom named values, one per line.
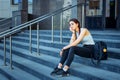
left=91, top=41, right=104, bottom=65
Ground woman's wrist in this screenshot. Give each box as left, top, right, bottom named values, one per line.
left=62, top=47, right=66, bottom=51
left=72, top=31, right=75, bottom=34
left=61, top=48, right=64, bottom=51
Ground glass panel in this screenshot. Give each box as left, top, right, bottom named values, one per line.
left=89, top=0, right=100, bottom=9
left=86, top=0, right=102, bottom=16
left=12, top=0, right=33, bottom=5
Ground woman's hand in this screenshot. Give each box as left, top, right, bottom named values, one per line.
left=69, top=27, right=75, bottom=33
left=60, top=49, right=64, bottom=56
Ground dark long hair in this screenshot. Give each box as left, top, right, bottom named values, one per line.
left=69, top=18, right=81, bottom=34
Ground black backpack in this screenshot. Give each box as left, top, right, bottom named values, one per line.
left=91, top=41, right=108, bottom=65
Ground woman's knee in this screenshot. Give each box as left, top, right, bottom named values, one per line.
left=69, top=46, right=76, bottom=52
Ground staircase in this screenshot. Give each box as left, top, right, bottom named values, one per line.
left=0, top=18, right=12, bottom=32
left=0, top=30, right=120, bottom=80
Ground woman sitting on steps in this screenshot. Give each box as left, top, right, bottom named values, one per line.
left=50, top=18, right=95, bottom=77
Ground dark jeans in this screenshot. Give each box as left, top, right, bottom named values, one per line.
left=59, top=45, right=94, bottom=67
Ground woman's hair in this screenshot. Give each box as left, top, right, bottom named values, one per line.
left=69, top=18, right=81, bottom=33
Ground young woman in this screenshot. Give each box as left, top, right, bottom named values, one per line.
left=50, top=18, right=95, bottom=77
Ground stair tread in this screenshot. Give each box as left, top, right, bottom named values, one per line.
left=0, top=59, right=41, bottom=80
left=0, top=30, right=120, bottom=80
left=2, top=41, right=120, bottom=67
left=11, top=37, right=119, bottom=49
left=2, top=45, right=120, bottom=80
left=24, top=30, right=120, bottom=36
left=1, top=42, right=120, bottom=79
left=0, top=50, right=83, bottom=80
left=108, top=48, right=120, bottom=53
left=7, top=37, right=120, bottom=54
left=0, top=73, right=9, bottom=80
left=19, top=32, right=120, bottom=42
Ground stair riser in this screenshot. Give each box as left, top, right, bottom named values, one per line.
left=12, top=37, right=65, bottom=48
left=24, top=30, right=120, bottom=39
left=93, top=35, right=120, bottom=40
left=0, top=68, right=16, bottom=80
left=24, top=30, right=71, bottom=36
left=19, top=33, right=120, bottom=41
left=17, top=34, right=70, bottom=43
left=0, top=55, right=53, bottom=80
left=0, top=48, right=111, bottom=80
left=5, top=38, right=120, bottom=59
left=2, top=42, right=120, bottom=74
left=12, top=36, right=120, bottom=49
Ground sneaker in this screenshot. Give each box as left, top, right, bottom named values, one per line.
left=50, top=67, right=62, bottom=76
left=56, top=69, right=70, bottom=77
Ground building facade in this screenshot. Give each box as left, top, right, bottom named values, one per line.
left=0, top=0, right=119, bottom=30
left=85, top=0, right=119, bottom=30
left=31, top=0, right=120, bottom=30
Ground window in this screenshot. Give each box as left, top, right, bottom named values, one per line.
left=89, top=0, right=100, bottom=9
left=12, top=0, right=32, bottom=5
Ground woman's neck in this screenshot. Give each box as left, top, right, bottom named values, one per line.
left=76, top=27, right=80, bottom=33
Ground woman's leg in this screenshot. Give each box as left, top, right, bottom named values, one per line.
left=64, top=46, right=94, bottom=68
left=74, top=45, right=94, bottom=57
left=50, top=48, right=70, bottom=76
left=52, top=46, right=94, bottom=76
left=58, top=48, right=70, bottom=68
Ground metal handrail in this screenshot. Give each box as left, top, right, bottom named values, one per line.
left=0, top=9, right=64, bottom=37
left=0, top=2, right=86, bottom=69
left=0, top=5, right=70, bottom=36
left=0, top=3, right=85, bottom=38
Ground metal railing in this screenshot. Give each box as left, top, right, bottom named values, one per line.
left=0, top=3, right=86, bottom=70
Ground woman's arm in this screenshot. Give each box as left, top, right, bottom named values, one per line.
left=63, top=28, right=87, bottom=50
left=69, top=31, right=77, bottom=44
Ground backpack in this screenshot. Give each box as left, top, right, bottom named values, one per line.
left=91, top=41, right=108, bottom=65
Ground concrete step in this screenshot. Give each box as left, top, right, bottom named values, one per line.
left=17, top=32, right=120, bottom=48
left=0, top=30, right=120, bottom=80
left=0, top=48, right=83, bottom=80
left=0, top=45, right=120, bottom=80
left=2, top=39, right=120, bottom=74
left=19, top=31, right=120, bottom=41
left=24, top=30, right=120, bottom=37
left=0, top=68, right=15, bottom=80
left=11, top=36, right=120, bottom=59
left=0, top=59, right=41, bottom=80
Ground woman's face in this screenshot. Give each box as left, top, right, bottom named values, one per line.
left=69, top=21, right=78, bottom=31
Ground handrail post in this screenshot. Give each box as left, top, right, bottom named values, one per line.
left=82, top=4, right=85, bottom=28
left=37, top=23, right=40, bottom=55
left=51, top=16, right=54, bottom=43
left=60, top=12, right=63, bottom=43
left=3, top=36, right=7, bottom=66
left=15, top=17, right=17, bottom=27
left=29, top=25, right=32, bottom=53
left=10, top=35, right=13, bottom=70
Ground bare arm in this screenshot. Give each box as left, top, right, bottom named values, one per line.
left=69, top=32, right=77, bottom=44
left=63, top=28, right=87, bottom=50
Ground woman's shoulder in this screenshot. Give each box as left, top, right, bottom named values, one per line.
left=81, top=28, right=88, bottom=32
left=81, top=28, right=88, bottom=30
left=81, top=28, right=90, bottom=35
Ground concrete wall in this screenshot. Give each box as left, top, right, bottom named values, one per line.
left=32, top=0, right=63, bottom=30
left=0, top=0, right=32, bottom=18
